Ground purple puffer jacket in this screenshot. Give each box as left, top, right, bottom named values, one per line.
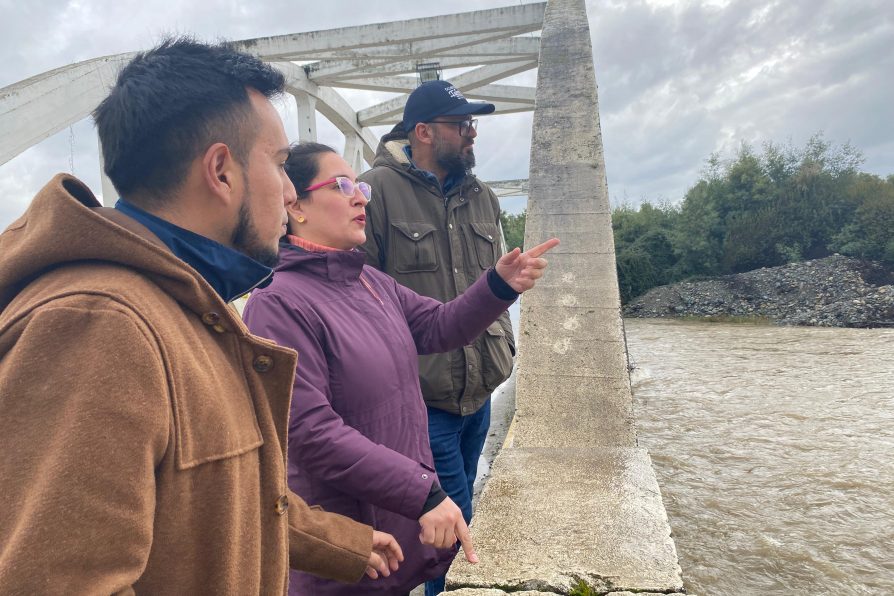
left=243, top=245, right=514, bottom=595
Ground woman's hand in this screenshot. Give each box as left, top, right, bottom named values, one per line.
left=419, top=497, right=479, bottom=563
left=495, top=238, right=560, bottom=293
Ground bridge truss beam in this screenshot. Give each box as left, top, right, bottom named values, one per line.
left=0, top=3, right=544, bottom=205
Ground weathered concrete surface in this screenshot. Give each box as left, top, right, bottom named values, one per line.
left=473, top=373, right=517, bottom=502
left=515, top=3, right=624, bottom=430
left=443, top=0, right=683, bottom=594
left=446, top=448, right=683, bottom=594
left=518, top=338, right=629, bottom=379
left=519, top=305, right=626, bottom=342
left=512, top=372, right=635, bottom=448
left=442, top=591, right=671, bottom=596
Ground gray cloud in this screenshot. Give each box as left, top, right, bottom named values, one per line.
left=1, top=0, right=892, bottom=229
left=592, top=0, right=894, bottom=202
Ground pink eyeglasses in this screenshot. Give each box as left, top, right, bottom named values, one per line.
left=303, top=176, right=372, bottom=201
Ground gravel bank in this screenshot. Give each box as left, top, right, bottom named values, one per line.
left=624, top=256, right=894, bottom=328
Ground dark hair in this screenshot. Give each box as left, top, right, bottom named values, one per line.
left=282, top=142, right=336, bottom=238
left=93, top=37, right=285, bottom=202
left=285, top=142, right=337, bottom=198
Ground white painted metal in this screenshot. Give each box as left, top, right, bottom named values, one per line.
left=292, top=91, right=318, bottom=142
left=487, top=179, right=530, bottom=198
left=304, top=32, right=517, bottom=82
left=1, top=3, right=544, bottom=193
left=0, top=55, right=133, bottom=165
left=291, top=37, right=541, bottom=63
left=358, top=61, right=538, bottom=126
left=275, top=62, right=379, bottom=165
left=343, top=135, right=365, bottom=174
left=227, top=4, right=545, bottom=59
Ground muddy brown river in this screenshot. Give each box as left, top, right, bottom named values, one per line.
left=625, top=319, right=894, bottom=595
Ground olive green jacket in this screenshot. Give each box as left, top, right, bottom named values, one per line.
left=359, top=126, right=515, bottom=416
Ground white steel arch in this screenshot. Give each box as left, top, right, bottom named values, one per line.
left=0, top=3, right=545, bottom=205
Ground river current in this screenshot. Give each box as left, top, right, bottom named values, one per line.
left=625, top=319, right=894, bottom=595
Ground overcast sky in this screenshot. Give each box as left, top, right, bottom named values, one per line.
left=1, top=0, right=892, bottom=228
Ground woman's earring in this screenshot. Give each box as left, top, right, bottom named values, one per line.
left=297, top=216, right=306, bottom=223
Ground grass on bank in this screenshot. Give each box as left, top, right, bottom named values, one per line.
left=568, top=580, right=598, bottom=595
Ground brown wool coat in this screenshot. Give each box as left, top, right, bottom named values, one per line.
left=0, top=175, right=372, bottom=594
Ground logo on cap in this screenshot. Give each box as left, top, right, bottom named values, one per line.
left=446, top=85, right=465, bottom=100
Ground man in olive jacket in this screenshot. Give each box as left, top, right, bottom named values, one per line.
left=360, top=80, right=514, bottom=596
left=0, top=38, right=401, bottom=594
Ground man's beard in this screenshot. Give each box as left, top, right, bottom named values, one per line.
left=433, top=136, right=475, bottom=178
left=230, top=181, right=280, bottom=268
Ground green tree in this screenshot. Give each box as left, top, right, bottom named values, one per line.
left=674, top=133, right=865, bottom=275
left=499, top=134, right=888, bottom=303
left=499, top=210, right=526, bottom=252
left=672, top=179, right=724, bottom=276
left=613, top=201, right=680, bottom=302
left=830, top=173, right=894, bottom=263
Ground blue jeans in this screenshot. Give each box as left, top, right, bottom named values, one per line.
left=424, top=399, right=491, bottom=596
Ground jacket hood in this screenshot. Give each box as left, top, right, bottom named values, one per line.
left=0, top=174, right=225, bottom=315
left=276, top=243, right=367, bottom=284
left=372, top=123, right=412, bottom=170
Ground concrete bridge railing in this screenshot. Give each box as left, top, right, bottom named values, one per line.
left=443, top=1, right=684, bottom=594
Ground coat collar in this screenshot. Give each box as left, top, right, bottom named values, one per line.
left=276, top=243, right=366, bottom=284
left=115, top=199, right=272, bottom=303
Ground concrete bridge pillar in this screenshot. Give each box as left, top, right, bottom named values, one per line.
left=444, top=0, right=683, bottom=593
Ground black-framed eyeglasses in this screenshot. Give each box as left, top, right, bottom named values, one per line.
left=424, top=118, right=478, bottom=138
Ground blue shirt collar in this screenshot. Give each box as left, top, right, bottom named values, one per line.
left=402, top=145, right=465, bottom=196
left=114, top=199, right=272, bottom=303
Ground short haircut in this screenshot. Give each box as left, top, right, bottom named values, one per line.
left=285, top=142, right=337, bottom=199
left=93, top=37, right=285, bottom=203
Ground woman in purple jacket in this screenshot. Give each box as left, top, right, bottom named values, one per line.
left=243, top=142, right=557, bottom=596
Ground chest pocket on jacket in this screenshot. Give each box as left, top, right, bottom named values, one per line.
left=390, top=222, right=439, bottom=274
left=171, top=334, right=264, bottom=470
left=468, top=222, right=500, bottom=269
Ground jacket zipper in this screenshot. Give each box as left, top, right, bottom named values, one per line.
left=359, top=273, right=385, bottom=307
left=233, top=269, right=274, bottom=302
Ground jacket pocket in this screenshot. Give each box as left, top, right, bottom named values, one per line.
left=171, top=343, right=264, bottom=470
left=468, top=222, right=500, bottom=269
left=417, top=351, right=458, bottom=408
left=390, top=222, right=440, bottom=274
left=480, top=321, right=514, bottom=392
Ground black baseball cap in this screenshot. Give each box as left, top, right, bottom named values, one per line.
left=402, top=80, right=495, bottom=133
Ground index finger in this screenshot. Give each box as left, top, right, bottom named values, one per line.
left=455, top=518, right=479, bottom=564
left=524, top=237, right=560, bottom=258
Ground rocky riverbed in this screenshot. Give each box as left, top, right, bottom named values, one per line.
left=623, top=256, right=894, bottom=328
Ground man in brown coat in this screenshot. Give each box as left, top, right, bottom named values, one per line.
left=0, top=38, right=402, bottom=594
